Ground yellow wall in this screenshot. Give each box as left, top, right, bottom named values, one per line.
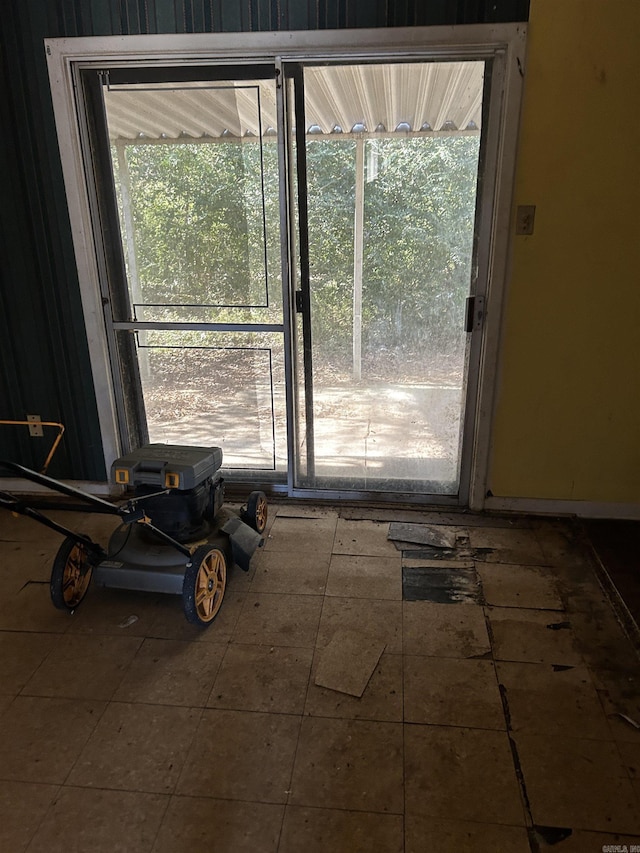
left=489, top=0, right=640, bottom=503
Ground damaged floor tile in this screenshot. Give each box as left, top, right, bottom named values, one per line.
left=1, top=505, right=638, bottom=851
left=402, top=565, right=483, bottom=604
left=513, top=733, right=640, bottom=833
left=387, top=523, right=462, bottom=549
left=487, top=607, right=584, bottom=665
left=314, top=628, right=386, bottom=697
left=403, top=601, right=491, bottom=658
left=496, top=661, right=611, bottom=739
left=477, top=562, right=564, bottom=610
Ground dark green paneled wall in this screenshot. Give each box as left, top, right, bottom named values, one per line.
left=0, top=0, right=528, bottom=480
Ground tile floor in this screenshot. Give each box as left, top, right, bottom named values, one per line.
left=0, top=502, right=639, bottom=851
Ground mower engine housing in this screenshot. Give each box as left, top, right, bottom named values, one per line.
left=111, top=444, right=224, bottom=542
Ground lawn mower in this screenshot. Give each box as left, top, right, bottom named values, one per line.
left=0, top=443, right=267, bottom=626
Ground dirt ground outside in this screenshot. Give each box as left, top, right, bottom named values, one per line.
left=143, top=347, right=465, bottom=492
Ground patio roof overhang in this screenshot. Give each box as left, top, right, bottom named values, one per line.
left=104, top=61, right=484, bottom=142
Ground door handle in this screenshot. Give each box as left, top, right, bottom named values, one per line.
left=464, top=295, right=485, bottom=333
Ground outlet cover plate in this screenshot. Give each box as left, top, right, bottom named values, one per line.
left=27, top=414, right=43, bottom=437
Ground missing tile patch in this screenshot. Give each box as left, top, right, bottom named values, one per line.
left=402, top=565, right=484, bottom=604
left=396, top=543, right=496, bottom=561
left=388, top=523, right=459, bottom=549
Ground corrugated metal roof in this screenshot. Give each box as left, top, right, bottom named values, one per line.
left=104, top=61, right=484, bottom=141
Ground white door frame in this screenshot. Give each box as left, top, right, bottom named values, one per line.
left=45, top=24, right=526, bottom=507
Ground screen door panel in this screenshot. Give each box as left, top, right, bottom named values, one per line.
left=99, top=70, right=287, bottom=479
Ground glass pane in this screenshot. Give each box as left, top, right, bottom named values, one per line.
left=299, top=61, right=484, bottom=495
left=104, top=80, right=282, bottom=324
left=136, top=330, right=286, bottom=475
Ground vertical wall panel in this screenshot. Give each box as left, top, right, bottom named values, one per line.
left=0, top=0, right=528, bottom=479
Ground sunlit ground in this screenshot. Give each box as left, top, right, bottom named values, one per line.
left=146, top=375, right=463, bottom=494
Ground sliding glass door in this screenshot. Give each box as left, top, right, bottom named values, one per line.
left=84, top=66, right=288, bottom=480
left=287, top=60, right=485, bottom=496
left=80, top=54, right=489, bottom=499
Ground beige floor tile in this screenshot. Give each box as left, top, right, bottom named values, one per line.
left=0, top=511, right=62, bottom=544
left=0, top=780, right=58, bottom=853
left=195, top=589, right=249, bottom=642
left=405, top=816, right=530, bottom=853
left=325, top=554, right=402, bottom=600
left=556, top=573, right=610, bottom=614
left=574, top=663, right=640, bottom=743
left=497, top=661, right=611, bottom=739
left=0, top=570, right=25, bottom=599
left=333, top=519, right=397, bottom=557
left=208, top=643, right=313, bottom=714
left=487, top=607, right=583, bottom=665
left=404, top=725, right=525, bottom=825
left=616, top=739, right=640, bottom=780
left=152, top=796, right=284, bottom=853
left=403, top=601, right=490, bottom=658
left=0, top=695, right=105, bottom=784
left=26, top=786, right=168, bottom=853
left=304, top=651, right=403, bottom=722
left=404, top=656, right=505, bottom=730
left=477, top=562, right=564, bottom=610
left=570, top=607, right=640, bottom=672
left=468, top=526, right=543, bottom=551
left=533, top=522, right=593, bottom=569
left=280, top=805, right=403, bottom=853
left=289, top=716, right=403, bottom=813
left=220, top=562, right=256, bottom=593
left=22, top=634, right=142, bottom=701
left=114, top=638, right=226, bottom=706
left=233, top=593, right=323, bottom=648
left=176, top=709, right=300, bottom=803
left=67, top=702, right=201, bottom=794
left=1, top=541, right=52, bottom=585
left=467, top=527, right=547, bottom=565
left=0, top=631, right=60, bottom=693
left=606, top=707, right=640, bottom=745
left=514, top=733, right=640, bottom=833
left=263, top=516, right=337, bottom=554
left=0, top=584, right=71, bottom=633
left=317, top=597, right=403, bottom=654
left=147, top=589, right=246, bottom=643
left=250, top=550, right=330, bottom=595
left=65, top=588, right=166, bottom=637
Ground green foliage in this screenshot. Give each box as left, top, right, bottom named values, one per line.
left=120, top=141, right=278, bottom=309
left=306, top=135, right=480, bottom=364
left=306, top=140, right=356, bottom=359
left=116, top=132, right=480, bottom=373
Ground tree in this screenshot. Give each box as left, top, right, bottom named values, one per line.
left=116, top=131, right=480, bottom=380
